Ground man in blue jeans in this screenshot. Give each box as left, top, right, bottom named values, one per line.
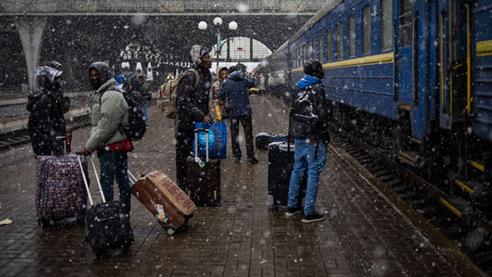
left=80, top=62, right=133, bottom=215
left=285, top=60, right=330, bottom=223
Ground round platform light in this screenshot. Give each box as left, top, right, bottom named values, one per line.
left=228, top=21, right=238, bottom=31
left=213, top=17, right=223, bottom=26
left=198, top=21, right=208, bottom=30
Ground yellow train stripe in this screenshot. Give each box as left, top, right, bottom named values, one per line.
left=439, top=198, right=462, bottom=218
left=468, top=160, right=485, bottom=172
left=476, top=40, right=492, bottom=57
left=291, top=52, right=395, bottom=73
left=454, top=180, right=475, bottom=194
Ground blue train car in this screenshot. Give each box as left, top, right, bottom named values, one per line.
left=261, top=0, right=492, bottom=212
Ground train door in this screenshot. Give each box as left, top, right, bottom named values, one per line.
left=438, top=0, right=468, bottom=130
left=395, top=0, right=416, bottom=106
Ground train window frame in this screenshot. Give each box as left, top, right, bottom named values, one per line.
left=362, top=5, right=371, bottom=55
left=349, top=15, right=356, bottom=57
left=327, top=31, right=333, bottom=62
left=381, top=0, right=394, bottom=51
left=336, top=23, right=344, bottom=60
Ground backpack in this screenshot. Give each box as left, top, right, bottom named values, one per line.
left=290, top=85, right=323, bottom=138
left=100, top=90, right=147, bottom=141
left=165, top=69, right=200, bottom=119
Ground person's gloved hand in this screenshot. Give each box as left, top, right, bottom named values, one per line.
left=77, top=147, right=92, bottom=156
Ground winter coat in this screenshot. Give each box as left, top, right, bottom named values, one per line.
left=219, top=71, right=256, bottom=118
left=86, top=78, right=129, bottom=152
left=27, top=90, right=69, bottom=156
left=176, top=64, right=212, bottom=130
left=290, top=74, right=330, bottom=144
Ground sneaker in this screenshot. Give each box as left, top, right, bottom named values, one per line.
left=285, top=207, right=302, bottom=217
left=247, top=157, right=259, bottom=164
left=233, top=157, right=241, bottom=164
left=302, top=212, right=326, bottom=223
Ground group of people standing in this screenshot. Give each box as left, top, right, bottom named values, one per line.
left=174, top=45, right=259, bottom=190
left=27, top=44, right=330, bottom=226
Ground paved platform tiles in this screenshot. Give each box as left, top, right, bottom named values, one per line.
left=0, top=95, right=474, bottom=276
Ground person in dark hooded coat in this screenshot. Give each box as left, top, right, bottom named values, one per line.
left=175, top=45, right=212, bottom=190
left=27, top=62, right=69, bottom=156
left=80, top=61, right=132, bottom=216
left=219, top=64, right=258, bottom=164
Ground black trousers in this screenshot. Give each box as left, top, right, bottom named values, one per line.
left=230, top=115, right=255, bottom=159
left=175, top=126, right=194, bottom=190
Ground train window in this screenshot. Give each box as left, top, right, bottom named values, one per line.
left=381, top=0, right=394, bottom=50
left=349, top=16, right=356, bottom=57
left=319, top=35, right=323, bottom=62
left=327, top=31, right=333, bottom=62
left=363, top=6, right=371, bottom=54
left=337, top=23, right=344, bottom=60
left=399, top=0, right=412, bottom=47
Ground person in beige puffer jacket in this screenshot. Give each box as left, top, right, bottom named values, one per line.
left=81, top=61, right=132, bottom=216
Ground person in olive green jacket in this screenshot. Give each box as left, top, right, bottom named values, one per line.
left=81, top=62, right=132, bottom=216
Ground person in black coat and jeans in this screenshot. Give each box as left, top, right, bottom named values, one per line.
left=175, top=45, right=213, bottom=189
left=27, top=62, right=70, bottom=156
left=219, top=65, right=258, bottom=164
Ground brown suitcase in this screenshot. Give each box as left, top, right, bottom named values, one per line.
left=130, top=170, right=196, bottom=235
left=186, top=129, right=222, bottom=206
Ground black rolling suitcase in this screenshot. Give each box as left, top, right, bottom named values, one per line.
left=267, top=140, right=306, bottom=210
left=186, top=129, right=221, bottom=206
left=78, top=156, right=133, bottom=257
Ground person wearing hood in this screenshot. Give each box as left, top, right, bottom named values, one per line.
left=80, top=61, right=132, bottom=216
left=27, top=62, right=69, bottom=156
left=219, top=64, right=258, bottom=164
left=285, top=60, right=330, bottom=224
left=175, top=45, right=212, bottom=190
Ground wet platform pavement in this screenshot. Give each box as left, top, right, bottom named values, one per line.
left=0, top=95, right=478, bottom=276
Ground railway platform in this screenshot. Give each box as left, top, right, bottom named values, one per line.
left=0, top=95, right=483, bottom=276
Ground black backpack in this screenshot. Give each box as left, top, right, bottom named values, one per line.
left=290, top=85, right=322, bottom=138
left=100, top=90, right=147, bottom=141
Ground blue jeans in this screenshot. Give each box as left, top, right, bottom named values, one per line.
left=140, top=103, right=149, bottom=122
left=99, top=151, right=131, bottom=214
left=288, top=139, right=327, bottom=215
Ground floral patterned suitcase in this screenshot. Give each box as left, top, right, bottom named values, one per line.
left=35, top=154, right=88, bottom=226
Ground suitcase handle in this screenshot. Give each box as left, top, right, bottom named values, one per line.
left=89, top=157, right=106, bottom=203
left=77, top=155, right=93, bottom=206
left=128, top=170, right=138, bottom=185
left=194, top=129, right=209, bottom=162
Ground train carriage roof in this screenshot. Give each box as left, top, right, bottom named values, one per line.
left=289, top=0, right=342, bottom=43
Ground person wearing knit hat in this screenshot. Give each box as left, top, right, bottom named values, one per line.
left=174, top=45, right=213, bottom=190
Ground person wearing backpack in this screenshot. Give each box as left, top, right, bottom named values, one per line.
left=79, top=61, right=133, bottom=216
left=285, top=60, right=330, bottom=223
left=175, top=45, right=212, bottom=189
left=27, top=62, right=70, bottom=156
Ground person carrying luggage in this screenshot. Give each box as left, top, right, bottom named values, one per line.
left=79, top=61, right=133, bottom=217
left=219, top=64, right=258, bottom=164
left=27, top=61, right=70, bottom=157
left=175, top=45, right=212, bottom=190
left=285, top=60, right=330, bottom=223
